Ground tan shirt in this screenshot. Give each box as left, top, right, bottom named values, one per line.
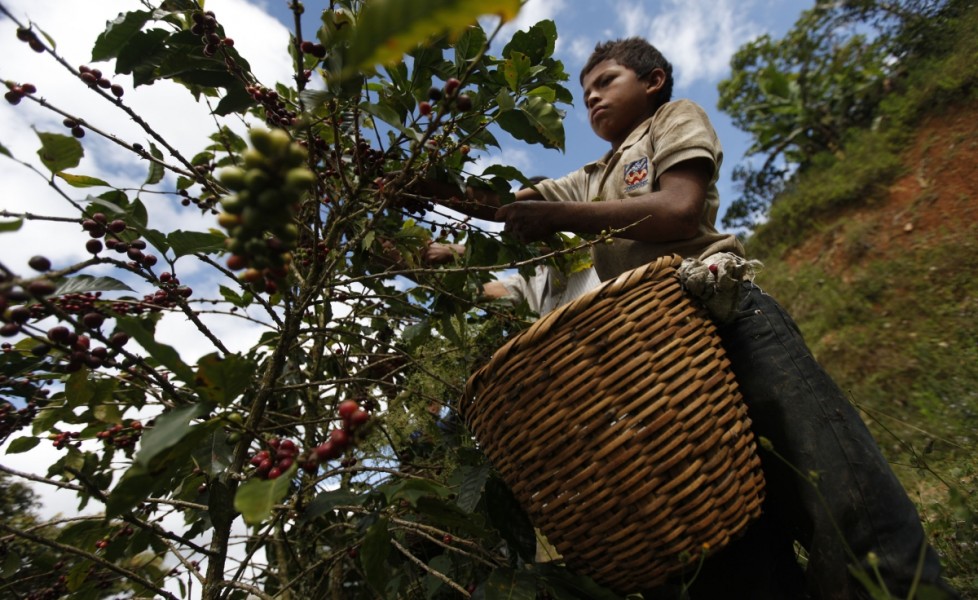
left=535, top=100, right=744, bottom=281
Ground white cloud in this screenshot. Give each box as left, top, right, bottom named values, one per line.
left=614, top=0, right=762, bottom=89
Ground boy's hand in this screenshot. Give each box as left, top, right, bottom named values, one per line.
left=495, top=201, right=557, bottom=242
left=422, top=242, right=466, bottom=264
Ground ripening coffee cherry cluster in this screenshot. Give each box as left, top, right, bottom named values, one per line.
left=313, top=399, right=371, bottom=463
left=191, top=10, right=235, bottom=57
left=249, top=437, right=300, bottom=480
left=49, top=430, right=81, bottom=450
left=14, top=26, right=45, bottom=53
left=4, top=81, right=37, bottom=105
left=417, top=77, right=473, bottom=117
left=244, top=85, right=298, bottom=129
left=78, top=65, right=124, bottom=98
left=95, top=421, right=142, bottom=451
left=217, top=128, right=315, bottom=293
left=81, top=212, right=159, bottom=269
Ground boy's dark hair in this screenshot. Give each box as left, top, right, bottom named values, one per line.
left=580, top=37, right=674, bottom=107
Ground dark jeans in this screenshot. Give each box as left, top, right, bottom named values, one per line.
left=647, top=283, right=957, bottom=600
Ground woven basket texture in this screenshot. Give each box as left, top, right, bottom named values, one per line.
left=461, top=255, right=766, bottom=593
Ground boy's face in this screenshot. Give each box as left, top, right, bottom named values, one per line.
left=582, top=59, right=661, bottom=150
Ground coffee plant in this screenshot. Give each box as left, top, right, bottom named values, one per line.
left=0, top=0, right=616, bottom=598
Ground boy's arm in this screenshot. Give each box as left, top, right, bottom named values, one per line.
left=411, top=179, right=543, bottom=221
left=495, top=158, right=710, bottom=244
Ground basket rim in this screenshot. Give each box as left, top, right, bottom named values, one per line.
left=464, top=254, right=685, bottom=398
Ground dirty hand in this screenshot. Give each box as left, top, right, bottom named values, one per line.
left=422, top=242, right=465, bottom=264
left=495, top=201, right=558, bottom=243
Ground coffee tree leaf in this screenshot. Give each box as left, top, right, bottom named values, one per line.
left=424, top=555, right=454, bottom=597
left=105, top=462, right=156, bottom=517
left=503, top=51, right=532, bottom=93
left=381, top=477, right=454, bottom=508
left=167, top=230, right=226, bottom=257
left=194, top=352, right=257, bottom=406
left=114, top=316, right=196, bottom=385
left=35, top=131, right=83, bottom=173
left=234, top=463, right=297, bottom=526
left=531, top=563, right=626, bottom=600
left=0, top=218, right=23, bottom=233
left=214, top=84, right=256, bottom=116
left=484, top=568, right=537, bottom=600
left=302, top=489, right=366, bottom=522
left=455, top=463, right=491, bottom=513
left=5, top=436, right=40, bottom=455
left=144, top=142, right=165, bottom=185
left=485, top=476, right=536, bottom=562
left=360, top=516, right=391, bottom=592
left=134, top=402, right=212, bottom=468
left=114, top=28, right=170, bottom=86
left=502, top=19, right=557, bottom=63
left=344, top=0, right=522, bottom=77
left=54, top=275, right=134, bottom=295
left=92, top=10, right=153, bottom=62
left=55, top=172, right=111, bottom=188
left=142, top=228, right=171, bottom=255
left=416, top=497, right=489, bottom=537
left=193, top=429, right=233, bottom=477
left=65, top=370, right=116, bottom=409
left=518, top=96, right=564, bottom=150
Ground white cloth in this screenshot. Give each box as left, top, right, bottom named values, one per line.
left=498, top=265, right=601, bottom=315
left=677, top=252, right=763, bottom=323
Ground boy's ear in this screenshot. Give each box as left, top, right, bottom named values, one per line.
left=644, top=68, right=667, bottom=98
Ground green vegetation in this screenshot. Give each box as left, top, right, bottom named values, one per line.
left=727, top=1, right=978, bottom=595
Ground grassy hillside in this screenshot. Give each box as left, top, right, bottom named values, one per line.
left=739, top=5, right=978, bottom=595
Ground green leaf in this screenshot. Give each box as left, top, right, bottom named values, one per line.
left=485, top=477, right=536, bottom=562
left=91, top=10, right=153, bottom=62
left=533, top=563, right=626, bottom=600
left=36, top=131, right=84, bottom=173
left=144, top=143, right=165, bottom=185
left=456, top=463, right=490, bottom=512
left=214, top=84, right=256, bottom=116
left=168, top=230, right=226, bottom=257
left=55, top=172, right=111, bottom=188
left=115, top=317, right=196, bottom=385
left=106, top=463, right=156, bottom=517
left=503, top=19, right=557, bottom=62
left=503, top=52, right=532, bottom=93
left=194, top=353, right=257, bottom=406
left=234, top=464, right=296, bottom=525
left=303, top=489, right=366, bottom=522
left=344, top=0, right=522, bottom=77
left=381, top=477, right=453, bottom=507
left=497, top=96, right=564, bottom=150
left=114, top=29, right=170, bottom=86
left=0, top=219, right=23, bottom=233
left=485, top=568, right=538, bottom=600
left=0, top=140, right=12, bottom=158
left=5, top=436, right=40, bottom=454
left=360, top=517, right=391, bottom=592
left=193, top=429, right=234, bottom=477
left=134, top=402, right=212, bottom=468
left=142, top=228, right=170, bottom=255
left=65, top=369, right=116, bottom=409
left=54, top=275, right=134, bottom=295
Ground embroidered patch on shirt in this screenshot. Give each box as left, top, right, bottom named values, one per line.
left=624, top=157, right=649, bottom=192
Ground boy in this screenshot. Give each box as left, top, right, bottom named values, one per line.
left=425, top=38, right=956, bottom=599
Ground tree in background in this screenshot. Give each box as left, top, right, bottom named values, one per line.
left=716, top=0, right=959, bottom=231
left=0, top=1, right=612, bottom=598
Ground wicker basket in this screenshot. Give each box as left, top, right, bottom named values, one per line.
left=461, top=255, right=765, bottom=593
